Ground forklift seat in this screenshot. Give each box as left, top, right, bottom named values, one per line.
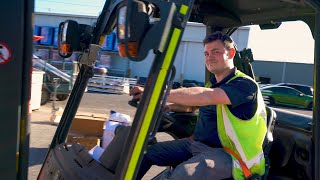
left=257, top=106, right=277, bottom=180
left=264, top=106, right=277, bottom=151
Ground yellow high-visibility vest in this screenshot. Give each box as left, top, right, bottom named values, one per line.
left=206, top=70, right=267, bottom=180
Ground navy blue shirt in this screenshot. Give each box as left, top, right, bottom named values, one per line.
left=193, top=68, right=258, bottom=147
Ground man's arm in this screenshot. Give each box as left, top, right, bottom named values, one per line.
left=129, top=86, right=231, bottom=107
left=167, top=87, right=231, bottom=106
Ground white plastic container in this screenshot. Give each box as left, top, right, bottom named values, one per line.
left=102, top=111, right=131, bottom=149
left=31, top=69, right=45, bottom=110
left=102, top=120, right=120, bottom=149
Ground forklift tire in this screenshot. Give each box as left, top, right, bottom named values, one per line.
left=56, top=94, right=69, bottom=101
left=41, top=88, right=51, bottom=105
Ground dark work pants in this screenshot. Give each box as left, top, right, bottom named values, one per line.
left=137, top=139, right=193, bottom=179
left=137, top=138, right=233, bottom=180
left=100, top=126, right=233, bottom=180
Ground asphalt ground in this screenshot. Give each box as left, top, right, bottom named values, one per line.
left=28, top=92, right=312, bottom=179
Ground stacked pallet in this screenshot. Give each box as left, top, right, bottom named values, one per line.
left=88, top=75, right=137, bottom=94
left=67, top=112, right=107, bottom=150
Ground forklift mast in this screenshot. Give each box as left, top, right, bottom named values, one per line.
left=37, top=0, right=196, bottom=179
left=0, top=1, right=34, bottom=179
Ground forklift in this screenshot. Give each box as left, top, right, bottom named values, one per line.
left=1, top=0, right=319, bottom=179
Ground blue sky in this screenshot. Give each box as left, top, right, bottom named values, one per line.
left=35, top=0, right=315, bottom=64
left=35, top=0, right=105, bottom=16
left=248, top=21, right=314, bottom=64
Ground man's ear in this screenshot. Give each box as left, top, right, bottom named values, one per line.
left=228, top=48, right=236, bottom=59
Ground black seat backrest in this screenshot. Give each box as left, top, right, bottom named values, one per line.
left=233, top=48, right=255, bottom=80
left=263, top=106, right=277, bottom=152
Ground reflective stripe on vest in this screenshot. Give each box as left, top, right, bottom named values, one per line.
left=223, top=147, right=253, bottom=178
left=221, top=105, right=265, bottom=169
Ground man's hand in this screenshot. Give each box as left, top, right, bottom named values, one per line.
left=129, top=86, right=144, bottom=100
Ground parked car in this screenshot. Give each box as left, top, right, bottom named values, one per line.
left=276, top=83, right=313, bottom=96
left=261, top=85, right=313, bottom=109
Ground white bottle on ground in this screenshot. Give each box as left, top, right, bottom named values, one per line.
left=102, top=120, right=120, bottom=149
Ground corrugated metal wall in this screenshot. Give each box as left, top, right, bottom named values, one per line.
left=252, top=60, right=314, bottom=86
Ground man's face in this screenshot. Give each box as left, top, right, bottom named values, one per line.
left=204, top=40, right=232, bottom=74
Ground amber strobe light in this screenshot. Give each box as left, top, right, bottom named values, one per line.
left=118, top=42, right=138, bottom=57
left=59, top=44, right=71, bottom=54
left=117, top=6, right=139, bottom=57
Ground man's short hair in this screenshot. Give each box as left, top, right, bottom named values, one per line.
left=203, top=31, right=236, bottom=50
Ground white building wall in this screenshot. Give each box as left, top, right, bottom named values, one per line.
left=231, top=27, right=250, bottom=51
left=181, top=42, right=205, bottom=82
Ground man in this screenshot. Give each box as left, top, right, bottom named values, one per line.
left=130, top=31, right=267, bottom=180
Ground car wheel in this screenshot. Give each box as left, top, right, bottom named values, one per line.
left=269, top=97, right=275, bottom=105
left=56, top=94, right=69, bottom=101
left=308, top=102, right=313, bottom=110
left=41, top=88, right=51, bottom=105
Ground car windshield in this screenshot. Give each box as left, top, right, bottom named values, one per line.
left=288, top=85, right=313, bottom=96
left=302, top=86, right=313, bottom=96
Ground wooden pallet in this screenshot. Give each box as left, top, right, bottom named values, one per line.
left=88, top=75, right=137, bottom=94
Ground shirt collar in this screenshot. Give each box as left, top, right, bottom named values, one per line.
left=210, top=67, right=237, bottom=87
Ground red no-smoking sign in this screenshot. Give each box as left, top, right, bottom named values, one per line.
left=0, top=42, right=12, bottom=64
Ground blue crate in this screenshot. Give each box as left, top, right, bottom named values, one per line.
left=34, top=25, right=41, bottom=44
left=40, top=26, right=54, bottom=46
left=113, top=33, right=119, bottom=52
left=53, top=27, right=59, bottom=46
left=34, top=25, right=41, bottom=35
left=101, top=32, right=115, bottom=51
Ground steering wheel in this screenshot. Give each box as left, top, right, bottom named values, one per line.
left=128, top=99, right=176, bottom=126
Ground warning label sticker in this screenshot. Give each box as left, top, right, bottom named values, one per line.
left=0, top=42, right=11, bottom=64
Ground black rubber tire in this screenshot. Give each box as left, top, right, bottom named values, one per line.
left=269, top=97, right=275, bottom=105
left=308, top=102, right=313, bottom=110
left=56, top=94, right=69, bottom=101
left=41, top=88, right=51, bottom=105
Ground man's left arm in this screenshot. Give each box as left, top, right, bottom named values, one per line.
left=167, top=87, right=231, bottom=106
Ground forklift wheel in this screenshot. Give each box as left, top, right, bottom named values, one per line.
left=41, top=88, right=51, bottom=105
left=56, top=94, right=69, bottom=101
